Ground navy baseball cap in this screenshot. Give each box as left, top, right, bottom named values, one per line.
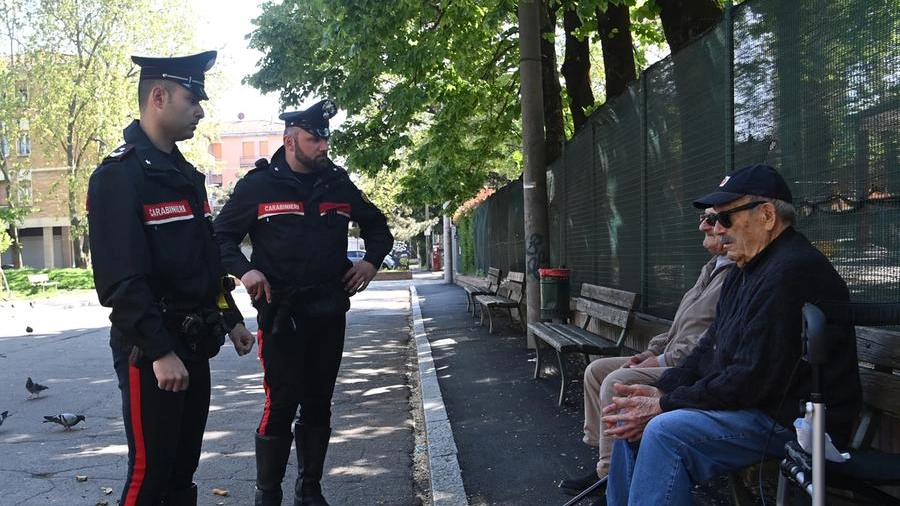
left=279, top=99, right=337, bottom=139
left=692, top=164, right=793, bottom=209
left=131, top=50, right=217, bottom=100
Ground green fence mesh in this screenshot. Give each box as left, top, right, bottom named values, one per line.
left=471, top=0, right=899, bottom=317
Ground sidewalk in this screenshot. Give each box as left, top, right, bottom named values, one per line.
left=412, top=279, right=595, bottom=506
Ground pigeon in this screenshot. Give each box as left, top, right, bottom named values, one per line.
left=26, top=377, right=49, bottom=398
left=0, top=410, right=8, bottom=427
left=43, top=413, right=85, bottom=430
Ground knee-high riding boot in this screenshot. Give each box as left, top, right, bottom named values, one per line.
left=293, top=424, right=332, bottom=506
left=161, top=482, right=197, bottom=506
left=255, top=433, right=294, bottom=506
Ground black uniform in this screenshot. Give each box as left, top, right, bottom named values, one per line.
left=214, top=145, right=393, bottom=436
left=88, top=120, right=243, bottom=506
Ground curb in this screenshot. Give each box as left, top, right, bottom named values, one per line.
left=409, top=286, right=469, bottom=506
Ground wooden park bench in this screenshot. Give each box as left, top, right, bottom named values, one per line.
left=27, top=273, right=59, bottom=292
left=528, top=283, right=640, bottom=406
left=474, top=271, right=525, bottom=334
left=461, top=267, right=502, bottom=317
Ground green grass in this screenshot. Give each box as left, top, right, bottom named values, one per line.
left=2, top=267, right=95, bottom=297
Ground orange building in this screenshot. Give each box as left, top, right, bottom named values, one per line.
left=207, top=118, right=283, bottom=194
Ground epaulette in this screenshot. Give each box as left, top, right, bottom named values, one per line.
left=102, top=144, right=136, bottom=163
left=247, top=157, right=270, bottom=174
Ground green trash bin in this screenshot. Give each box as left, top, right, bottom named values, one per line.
left=539, top=268, right=571, bottom=321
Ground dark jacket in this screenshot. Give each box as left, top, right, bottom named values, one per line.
left=87, top=120, right=242, bottom=362
left=656, top=227, right=861, bottom=445
left=213, top=146, right=393, bottom=289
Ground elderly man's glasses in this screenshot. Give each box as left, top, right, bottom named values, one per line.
left=699, top=200, right=767, bottom=228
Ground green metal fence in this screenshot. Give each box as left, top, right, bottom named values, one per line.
left=470, top=0, right=899, bottom=317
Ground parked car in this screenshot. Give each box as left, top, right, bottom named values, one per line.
left=347, top=250, right=396, bottom=269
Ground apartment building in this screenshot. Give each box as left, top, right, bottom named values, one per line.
left=207, top=118, right=283, bottom=194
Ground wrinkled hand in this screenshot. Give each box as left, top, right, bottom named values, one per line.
left=229, top=322, right=255, bottom=356
left=621, top=353, right=646, bottom=368
left=601, top=383, right=663, bottom=442
left=241, top=269, right=271, bottom=303
left=632, top=355, right=660, bottom=368
left=343, top=259, right=377, bottom=294
left=153, top=351, right=189, bottom=392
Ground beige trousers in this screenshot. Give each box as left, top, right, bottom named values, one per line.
left=582, top=357, right=669, bottom=477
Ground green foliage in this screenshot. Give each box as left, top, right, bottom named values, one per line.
left=248, top=0, right=523, bottom=208
left=456, top=213, right=476, bottom=274
left=0, top=222, right=10, bottom=254
left=4, top=267, right=94, bottom=294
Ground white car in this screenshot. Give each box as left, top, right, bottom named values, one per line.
left=347, top=250, right=396, bottom=269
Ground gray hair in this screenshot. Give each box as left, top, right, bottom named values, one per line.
left=749, top=195, right=796, bottom=226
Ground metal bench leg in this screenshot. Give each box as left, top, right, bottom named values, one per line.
left=465, top=293, right=472, bottom=313
left=479, top=303, right=487, bottom=326
left=533, top=339, right=545, bottom=379
left=487, top=307, right=496, bottom=334
left=556, top=350, right=569, bottom=406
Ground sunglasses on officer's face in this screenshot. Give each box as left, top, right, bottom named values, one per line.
left=699, top=200, right=767, bottom=228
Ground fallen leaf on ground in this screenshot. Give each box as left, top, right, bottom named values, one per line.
left=75, top=475, right=88, bottom=482
left=100, top=486, right=113, bottom=494
left=95, top=501, right=109, bottom=506
left=211, top=488, right=229, bottom=497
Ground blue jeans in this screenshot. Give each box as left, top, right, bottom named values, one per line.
left=606, top=408, right=794, bottom=506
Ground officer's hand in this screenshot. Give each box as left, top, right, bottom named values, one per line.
left=343, top=259, right=377, bottom=294
left=152, top=351, right=190, bottom=392
left=229, top=322, right=255, bottom=356
left=241, top=269, right=271, bottom=303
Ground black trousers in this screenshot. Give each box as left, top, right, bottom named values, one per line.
left=257, top=311, right=346, bottom=436
left=113, top=348, right=211, bottom=506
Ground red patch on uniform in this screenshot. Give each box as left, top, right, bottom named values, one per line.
left=142, top=200, right=193, bottom=225
left=258, top=201, right=304, bottom=219
left=319, top=202, right=351, bottom=218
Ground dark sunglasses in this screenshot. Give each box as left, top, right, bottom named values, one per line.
left=699, top=200, right=767, bottom=228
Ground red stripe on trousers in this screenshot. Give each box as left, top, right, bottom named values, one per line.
left=123, top=364, right=147, bottom=505
left=258, top=329, right=274, bottom=433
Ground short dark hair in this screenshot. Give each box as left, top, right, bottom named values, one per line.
left=137, top=79, right=176, bottom=110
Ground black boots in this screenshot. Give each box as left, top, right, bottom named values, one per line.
left=293, top=424, right=332, bottom=506
left=161, top=482, right=197, bottom=506
left=255, top=433, right=294, bottom=506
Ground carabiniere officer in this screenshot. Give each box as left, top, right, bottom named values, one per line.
left=214, top=99, right=394, bottom=506
left=87, top=50, right=255, bottom=506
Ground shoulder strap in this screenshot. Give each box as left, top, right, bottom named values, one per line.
left=102, top=143, right=136, bottom=164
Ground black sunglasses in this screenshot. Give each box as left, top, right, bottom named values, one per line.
left=699, top=200, right=767, bottom=228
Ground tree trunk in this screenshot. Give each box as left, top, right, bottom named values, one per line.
left=596, top=2, right=637, bottom=101
left=540, top=3, right=565, bottom=163
left=519, top=0, right=550, bottom=349
left=10, top=225, right=22, bottom=268
left=69, top=188, right=87, bottom=268
left=561, top=8, right=595, bottom=132
left=656, top=0, right=723, bottom=53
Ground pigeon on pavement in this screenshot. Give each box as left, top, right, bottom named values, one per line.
left=26, top=377, right=49, bottom=398
left=0, top=410, right=8, bottom=427
left=43, top=413, right=85, bottom=430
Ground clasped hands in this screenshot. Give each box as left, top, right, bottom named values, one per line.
left=601, top=383, right=663, bottom=442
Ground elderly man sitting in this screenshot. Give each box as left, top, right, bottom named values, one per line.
left=600, top=164, right=862, bottom=506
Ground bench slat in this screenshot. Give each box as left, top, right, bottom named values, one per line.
left=575, top=298, right=635, bottom=329
left=580, top=284, right=639, bottom=310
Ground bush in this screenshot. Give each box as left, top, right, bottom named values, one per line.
left=3, top=267, right=95, bottom=295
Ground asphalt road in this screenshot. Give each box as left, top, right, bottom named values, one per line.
left=0, top=281, right=418, bottom=506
